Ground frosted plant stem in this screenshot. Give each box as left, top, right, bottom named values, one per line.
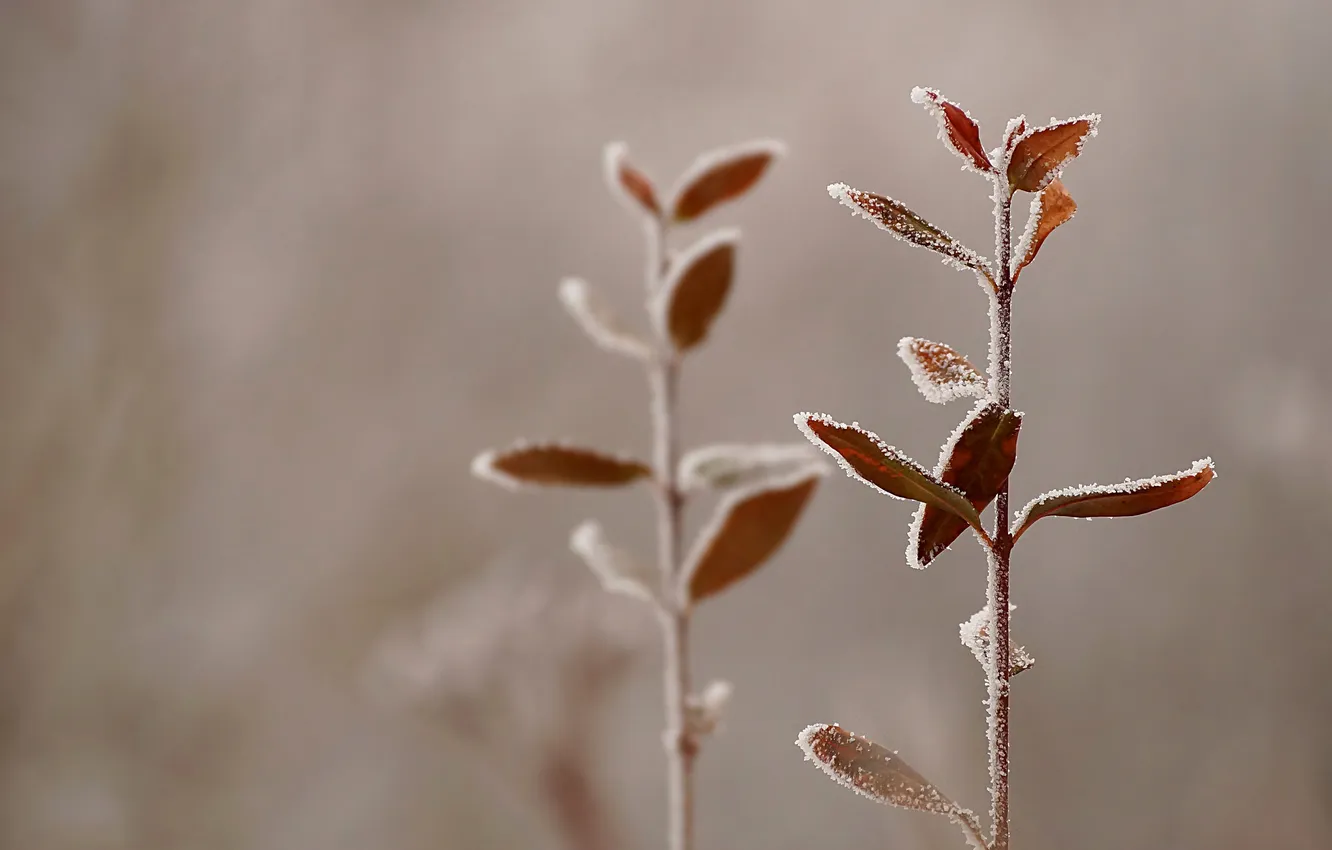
left=987, top=188, right=1015, bottom=850
left=646, top=218, right=696, bottom=850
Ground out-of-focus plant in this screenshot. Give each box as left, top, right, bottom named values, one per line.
left=792, top=88, right=1215, bottom=850
left=471, top=140, right=828, bottom=850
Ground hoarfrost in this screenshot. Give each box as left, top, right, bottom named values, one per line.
left=685, top=679, right=734, bottom=736
left=897, top=337, right=987, bottom=404
left=960, top=604, right=1033, bottom=676
left=795, top=412, right=957, bottom=503
left=649, top=228, right=741, bottom=343
left=666, top=139, right=786, bottom=220
left=569, top=521, right=659, bottom=605
left=1014, top=457, right=1216, bottom=533
left=679, top=442, right=827, bottom=491
left=910, top=86, right=993, bottom=175
left=827, top=183, right=993, bottom=278
left=558, top=277, right=654, bottom=360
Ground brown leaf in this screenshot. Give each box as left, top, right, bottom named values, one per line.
left=911, top=403, right=1022, bottom=568
left=1002, top=116, right=1028, bottom=153
left=669, top=140, right=784, bottom=222
left=603, top=142, right=660, bottom=216
left=828, top=184, right=992, bottom=279
left=652, top=231, right=736, bottom=351
left=1007, top=115, right=1100, bottom=192
left=684, top=470, right=823, bottom=602
left=795, top=413, right=985, bottom=535
left=1013, top=458, right=1214, bottom=542
left=897, top=337, right=987, bottom=404
left=911, top=87, right=993, bottom=174
left=1012, top=179, right=1077, bottom=281
left=472, top=443, right=652, bottom=489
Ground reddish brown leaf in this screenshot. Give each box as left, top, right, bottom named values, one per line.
left=795, top=413, right=985, bottom=534
left=603, top=142, right=661, bottom=216
left=472, top=444, right=651, bottom=489
left=897, top=337, right=987, bottom=404
left=652, top=230, right=736, bottom=351
left=669, top=140, right=784, bottom=222
left=1013, top=458, right=1214, bottom=542
left=911, top=403, right=1022, bottom=568
left=911, top=87, right=993, bottom=174
left=1007, top=116, right=1100, bottom=192
left=1012, top=179, right=1077, bottom=281
left=828, top=184, right=993, bottom=279
left=685, top=470, right=823, bottom=602
left=1003, top=116, right=1028, bottom=153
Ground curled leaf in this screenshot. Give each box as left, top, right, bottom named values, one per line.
left=472, top=443, right=651, bottom=489
left=1011, top=179, right=1077, bottom=281
left=897, top=337, right=987, bottom=404
left=683, top=468, right=824, bottom=603
left=909, top=402, right=1022, bottom=568
left=1007, top=115, right=1100, bottom=193
left=910, top=86, right=993, bottom=174
left=603, top=142, right=661, bottom=216
left=1013, top=458, right=1215, bottom=542
left=960, top=604, right=1034, bottom=678
left=558, top=278, right=653, bottom=359
left=685, top=679, right=734, bottom=737
left=651, top=230, right=737, bottom=351
left=794, top=413, right=985, bottom=537
left=679, top=442, right=826, bottom=491
left=669, top=140, right=785, bottom=222
left=796, top=724, right=987, bottom=849
left=570, top=521, right=658, bottom=605
left=827, top=183, right=992, bottom=279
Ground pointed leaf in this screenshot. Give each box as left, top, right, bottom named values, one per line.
left=1011, top=179, right=1077, bottom=281
left=897, top=337, right=987, bottom=404
left=911, top=87, right=993, bottom=174
left=558, top=278, right=653, bottom=359
left=794, top=413, right=985, bottom=536
left=679, top=442, right=827, bottom=492
left=683, top=469, right=823, bottom=603
left=827, top=183, right=993, bottom=278
left=651, top=230, right=737, bottom=351
left=472, top=443, right=651, bottom=489
left=1007, top=115, right=1100, bottom=193
left=796, top=724, right=988, bottom=848
left=570, top=521, right=658, bottom=604
left=1014, top=458, right=1215, bottom=542
left=1002, top=115, right=1028, bottom=153
left=910, top=402, right=1022, bottom=568
left=603, top=142, right=661, bottom=216
left=669, top=140, right=784, bottom=222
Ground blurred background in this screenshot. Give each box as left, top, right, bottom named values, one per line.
left=2, top=0, right=1331, bottom=848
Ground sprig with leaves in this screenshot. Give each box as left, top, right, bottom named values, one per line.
left=792, top=87, right=1215, bottom=850
left=473, top=139, right=828, bottom=850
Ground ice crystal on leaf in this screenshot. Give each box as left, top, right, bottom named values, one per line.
left=898, top=337, right=987, bottom=404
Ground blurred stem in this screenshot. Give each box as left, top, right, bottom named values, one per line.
left=647, top=217, right=696, bottom=850
left=541, top=748, right=617, bottom=850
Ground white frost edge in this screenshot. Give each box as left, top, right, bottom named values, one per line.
left=794, top=412, right=963, bottom=504
left=665, top=139, right=787, bottom=218
left=826, top=182, right=988, bottom=274
left=470, top=440, right=647, bottom=492
left=558, top=277, right=653, bottom=360
left=602, top=141, right=656, bottom=217
left=959, top=603, right=1030, bottom=670
left=1014, top=457, right=1215, bottom=528
left=569, top=520, right=658, bottom=605
left=685, top=679, right=734, bottom=736
left=1010, top=114, right=1102, bottom=192
left=649, top=228, right=741, bottom=344
left=679, top=442, right=827, bottom=491
left=897, top=337, right=987, bottom=405
left=992, top=114, right=1028, bottom=163
left=1010, top=191, right=1044, bottom=277
left=910, top=86, right=991, bottom=176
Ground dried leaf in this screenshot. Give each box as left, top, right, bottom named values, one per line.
left=683, top=469, right=824, bottom=603
left=1007, top=115, right=1100, bottom=193
left=1011, top=179, right=1077, bottom=281
left=795, top=413, right=985, bottom=536
left=602, top=142, right=661, bottom=216
left=897, top=337, right=987, bottom=404
left=669, top=140, right=784, bottom=222
left=570, top=521, right=658, bottom=604
left=827, top=183, right=992, bottom=278
left=1013, top=458, right=1214, bottom=542
left=911, top=87, right=993, bottom=174
left=679, top=442, right=826, bottom=491
left=558, top=278, right=653, bottom=359
left=910, top=402, right=1022, bottom=568
left=651, top=230, right=737, bottom=351
left=960, top=604, right=1034, bottom=678
left=796, top=724, right=988, bottom=848
left=472, top=443, right=652, bottom=489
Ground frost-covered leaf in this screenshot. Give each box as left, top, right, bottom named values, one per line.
left=1007, top=115, right=1100, bottom=193
left=679, top=442, right=826, bottom=491
left=651, top=230, right=737, bottom=351
left=1013, top=458, right=1215, bottom=541
left=472, top=443, right=652, bottom=489
left=569, top=521, right=658, bottom=604
left=960, top=604, right=1034, bottom=678
left=683, top=468, right=823, bottom=603
left=558, top=278, right=653, bottom=360
left=795, top=413, right=985, bottom=535
left=897, top=337, right=987, bottom=404
left=1011, top=179, right=1077, bottom=281
left=669, top=140, right=784, bottom=222
left=911, top=87, right=993, bottom=174
left=603, top=142, right=661, bottom=216
left=685, top=679, right=734, bottom=737
left=910, top=402, right=1021, bottom=568
left=796, top=724, right=988, bottom=848
left=827, top=183, right=992, bottom=278
left=1001, top=116, right=1028, bottom=154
